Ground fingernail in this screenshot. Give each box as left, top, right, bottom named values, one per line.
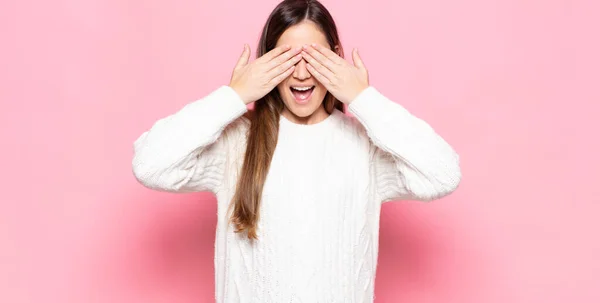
left=311, top=43, right=317, bottom=47
left=303, top=44, right=308, bottom=49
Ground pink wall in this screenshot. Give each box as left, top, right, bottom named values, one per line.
left=2, top=0, right=599, bottom=302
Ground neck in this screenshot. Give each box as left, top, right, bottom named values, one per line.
left=281, top=105, right=330, bottom=125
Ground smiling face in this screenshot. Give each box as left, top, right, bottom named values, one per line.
left=275, top=20, right=332, bottom=124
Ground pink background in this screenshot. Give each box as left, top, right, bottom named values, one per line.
left=2, top=0, right=599, bottom=302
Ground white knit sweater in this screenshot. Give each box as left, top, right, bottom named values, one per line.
left=132, top=85, right=461, bottom=303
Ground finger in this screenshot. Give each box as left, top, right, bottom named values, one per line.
left=302, top=50, right=335, bottom=81
left=235, top=44, right=251, bottom=69
left=258, top=44, right=292, bottom=63
left=302, top=44, right=336, bottom=71
left=265, top=46, right=302, bottom=71
left=352, top=48, right=366, bottom=70
left=306, top=63, right=331, bottom=85
left=269, top=65, right=295, bottom=85
left=310, top=43, right=344, bottom=65
left=266, top=53, right=302, bottom=81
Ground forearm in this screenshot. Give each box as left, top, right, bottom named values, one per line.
left=349, top=86, right=461, bottom=201
left=132, top=85, right=248, bottom=192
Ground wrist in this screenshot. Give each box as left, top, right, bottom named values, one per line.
left=346, top=85, right=369, bottom=105
left=229, top=85, right=252, bottom=105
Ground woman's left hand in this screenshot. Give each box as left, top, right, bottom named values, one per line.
left=301, top=44, right=369, bottom=104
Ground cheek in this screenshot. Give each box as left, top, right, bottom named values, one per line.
left=276, top=81, right=287, bottom=96
left=277, top=83, right=294, bottom=105
left=316, top=82, right=328, bottom=98
left=276, top=74, right=293, bottom=92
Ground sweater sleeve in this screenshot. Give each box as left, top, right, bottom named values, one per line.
left=348, top=86, right=461, bottom=203
left=132, top=85, right=249, bottom=193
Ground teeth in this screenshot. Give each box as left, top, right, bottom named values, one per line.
left=291, top=86, right=313, bottom=91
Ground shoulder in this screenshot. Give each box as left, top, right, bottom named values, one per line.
left=221, top=112, right=251, bottom=151
left=202, top=111, right=250, bottom=164
left=231, top=111, right=252, bottom=132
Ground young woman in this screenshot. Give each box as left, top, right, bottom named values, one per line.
left=132, top=0, right=461, bottom=301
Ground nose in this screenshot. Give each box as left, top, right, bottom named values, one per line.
left=292, top=58, right=311, bottom=80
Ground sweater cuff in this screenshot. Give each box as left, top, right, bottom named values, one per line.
left=201, top=85, right=248, bottom=121
left=348, top=86, right=404, bottom=128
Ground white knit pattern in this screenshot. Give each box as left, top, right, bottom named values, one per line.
left=132, top=85, right=461, bottom=302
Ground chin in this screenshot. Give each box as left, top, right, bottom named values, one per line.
left=286, top=103, right=319, bottom=117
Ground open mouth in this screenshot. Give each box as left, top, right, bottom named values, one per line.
left=290, top=86, right=315, bottom=104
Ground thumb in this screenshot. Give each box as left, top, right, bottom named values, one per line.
left=352, top=48, right=365, bottom=70
left=235, top=44, right=251, bottom=69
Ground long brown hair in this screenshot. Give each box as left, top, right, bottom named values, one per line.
left=229, top=0, right=345, bottom=240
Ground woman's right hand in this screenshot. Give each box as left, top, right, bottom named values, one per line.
left=229, top=44, right=302, bottom=104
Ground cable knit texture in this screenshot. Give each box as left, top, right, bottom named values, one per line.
left=132, top=85, right=461, bottom=303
